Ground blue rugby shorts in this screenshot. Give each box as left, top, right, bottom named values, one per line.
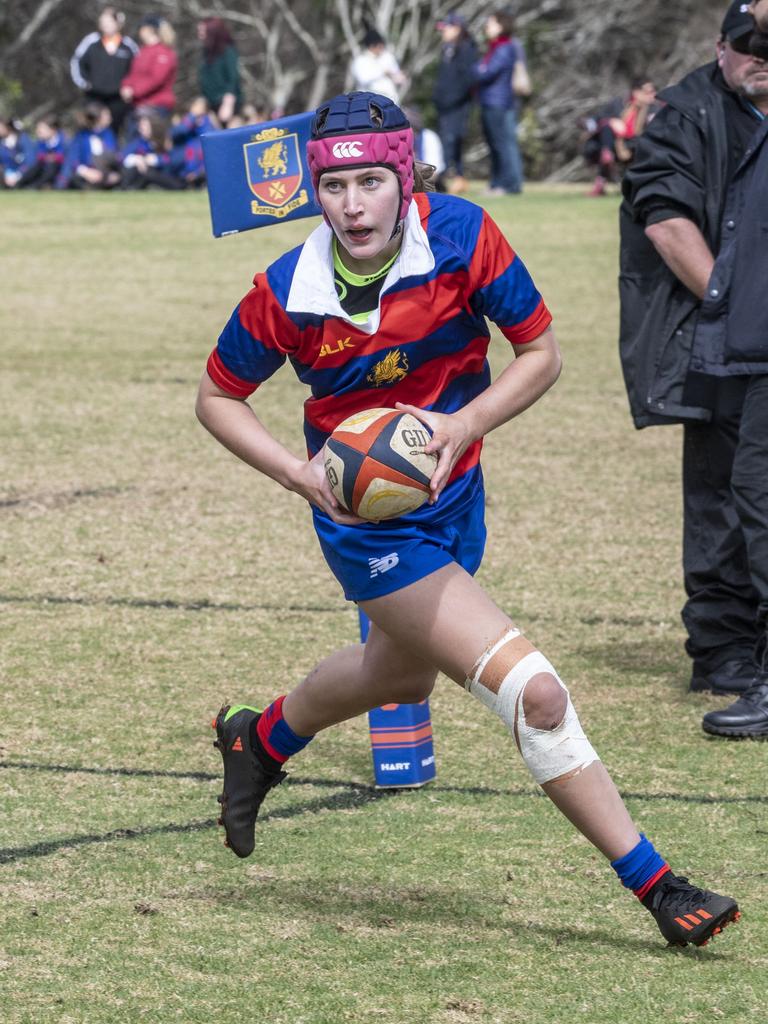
left=312, top=467, right=487, bottom=602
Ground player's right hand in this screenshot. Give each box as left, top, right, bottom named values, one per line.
left=290, top=450, right=366, bottom=525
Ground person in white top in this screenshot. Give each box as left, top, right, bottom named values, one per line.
left=349, top=29, right=407, bottom=102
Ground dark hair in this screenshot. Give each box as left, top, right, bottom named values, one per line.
left=630, top=76, right=653, bottom=92
left=362, top=28, right=386, bottom=49
left=82, top=101, right=109, bottom=127
left=38, top=113, right=60, bottom=130
left=492, top=10, right=515, bottom=36
left=0, top=115, right=25, bottom=133
left=200, top=17, right=235, bottom=61
left=146, top=113, right=170, bottom=152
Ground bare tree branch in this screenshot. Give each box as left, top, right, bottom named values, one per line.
left=2, top=0, right=68, bottom=60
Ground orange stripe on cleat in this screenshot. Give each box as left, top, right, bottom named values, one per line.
left=231, top=736, right=243, bottom=752
left=211, top=718, right=217, bottom=729
left=685, top=914, right=702, bottom=925
left=696, top=908, right=713, bottom=920
left=734, top=911, right=742, bottom=921
left=674, top=917, right=694, bottom=931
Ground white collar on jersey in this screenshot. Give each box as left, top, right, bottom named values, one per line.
left=285, top=199, right=436, bottom=335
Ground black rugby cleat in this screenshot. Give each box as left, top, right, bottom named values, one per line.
left=212, top=704, right=286, bottom=858
left=646, top=873, right=740, bottom=947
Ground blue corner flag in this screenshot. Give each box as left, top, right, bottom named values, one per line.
left=201, top=112, right=322, bottom=237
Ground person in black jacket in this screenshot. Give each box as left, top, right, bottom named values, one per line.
left=620, top=1, right=768, bottom=727
left=70, top=7, right=138, bottom=137
left=433, top=12, right=477, bottom=193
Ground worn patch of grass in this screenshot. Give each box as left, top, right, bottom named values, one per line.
left=1, top=187, right=766, bottom=1024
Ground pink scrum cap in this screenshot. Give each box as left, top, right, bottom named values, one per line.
left=306, top=92, right=414, bottom=223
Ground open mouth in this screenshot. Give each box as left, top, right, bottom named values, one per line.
left=346, top=227, right=373, bottom=243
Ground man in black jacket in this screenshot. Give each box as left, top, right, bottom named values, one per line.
left=70, top=7, right=138, bottom=137
left=620, top=1, right=768, bottom=734
left=433, top=13, right=477, bottom=193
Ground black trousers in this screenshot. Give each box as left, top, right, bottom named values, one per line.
left=437, top=105, right=471, bottom=177
left=682, top=375, right=768, bottom=670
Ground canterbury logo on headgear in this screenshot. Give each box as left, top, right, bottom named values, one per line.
left=332, top=141, right=364, bottom=158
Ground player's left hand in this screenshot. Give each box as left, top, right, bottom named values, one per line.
left=395, top=402, right=474, bottom=503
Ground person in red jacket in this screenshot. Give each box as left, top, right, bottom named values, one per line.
left=120, top=14, right=177, bottom=126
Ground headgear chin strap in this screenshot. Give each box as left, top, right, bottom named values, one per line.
left=306, top=92, right=414, bottom=224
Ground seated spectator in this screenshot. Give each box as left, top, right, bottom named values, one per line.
left=197, top=17, right=242, bottom=128
left=227, top=102, right=265, bottom=129
left=15, top=115, right=67, bottom=189
left=120, top=15, right=177, bottom=127
left=582, top=77, right=657, bottom=196
left=173, top=96, right=215, bottom=138
left=0, top=116, right=36, bottom=188
left=120, top=112, right=184, bottom=190
left=170, top=97, right=214, bottom=186
left=56, top=102, right=120, bottom=189
left=70, top=6, right=138, bottom=137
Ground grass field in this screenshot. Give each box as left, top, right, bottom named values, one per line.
left=1, top=186, right=766, bottom=1024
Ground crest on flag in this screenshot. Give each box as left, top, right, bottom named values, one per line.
left=243, top=127, right=309, bottom=218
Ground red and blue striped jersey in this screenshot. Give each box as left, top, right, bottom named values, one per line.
left=207, top=191, right=551, bottom=501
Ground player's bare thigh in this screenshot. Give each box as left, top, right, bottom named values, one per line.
left=360, top=619, right=440, bottom=702
left=360, top=561, right=518, bottom=685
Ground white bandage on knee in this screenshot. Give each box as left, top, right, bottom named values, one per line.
left=466, top=630, right=600, bottom=784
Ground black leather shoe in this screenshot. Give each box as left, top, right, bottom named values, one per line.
left=689, top=657, right=761, bottom=696
left=702, top=681, right=768, bottom=738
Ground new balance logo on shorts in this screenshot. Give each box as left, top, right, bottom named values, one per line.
left=332, top=141, right=363, bottom=158
left=369, top=553, right=399, bottom=577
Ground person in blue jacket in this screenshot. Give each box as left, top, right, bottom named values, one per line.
left=0, top=117, right=36, bottom=188
left=474, top=9, right=524, bottom=194
left=120, top=112, right=185, bottom=189
left=14, top=115, right=67, bottom=189
left=170, top=97, right=215, bottom=187
left=57, top=102, right=120, bottom=189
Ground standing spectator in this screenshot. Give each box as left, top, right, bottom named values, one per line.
left=432, top=12, right=477, bottom=193
left=619, top=1, right=768, bottom=726
left=14, top=115, right=67, bottom=189
left=197, top=17, right=242, bottom=128
left=56, top=102, right=120, bottom=189
left=0, top=116, right=36, bottom=187
left=70, top=6, right=138, bottom=137
left=583, top=78, right=657, bottom=196
left=474, top=10, right=524, bottom=195
left=349, top=29, right=407, bottom=103
left=403, top=105, right=445, bottom=186
left=120, top=14, right=177, bottom=127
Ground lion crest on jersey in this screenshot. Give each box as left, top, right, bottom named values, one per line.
left=244, top=127, right=308, bottom=218
left=367, top=349, right=409, bottom=387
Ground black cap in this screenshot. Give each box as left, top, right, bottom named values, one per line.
left=721, top=1, right=755, bottom=41
left=437, top=13, right=467, bottom=28
left=140, top=14, right=162, bottom=29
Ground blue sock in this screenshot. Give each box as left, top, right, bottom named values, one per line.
left=611, top=834, right=670, bottom=903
